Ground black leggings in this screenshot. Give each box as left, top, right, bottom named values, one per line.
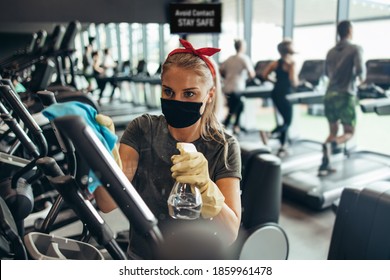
left=271, top=94, right=292, bottom=146
left=223, top=93, right=244, bottom=127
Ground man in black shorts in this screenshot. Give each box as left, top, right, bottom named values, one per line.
left=319, top=20, right=365, bottom=176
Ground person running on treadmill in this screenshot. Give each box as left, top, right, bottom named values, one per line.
left=92, top=51, right=106, bottom=105
left=220, top=39, right=255, bottom=135
left=318, top=20, right=366, bottom=176
left=92, top=39, right=242, bottom=259
left=82, top=44, right=94, bottom=92
left=261, top=39, right=298, bottom=157
left=101, top=48, right=118, bottom=103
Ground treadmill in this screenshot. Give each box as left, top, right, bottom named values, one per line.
left=236, top=60, right=329, bottom=174
left=277, top=60, right=328, bottom=174
left=234, top=60, right=275, bottom=132
left=282, top=59, right=390, bottom=210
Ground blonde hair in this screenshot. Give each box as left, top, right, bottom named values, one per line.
left=161, top=52, right=230, bottom=167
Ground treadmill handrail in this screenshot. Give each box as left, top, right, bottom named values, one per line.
left=286, top=90, right=325, bottom=104
left=53, top=115, right=163, bottom=245
left=360, top=98, right=390, bottom=113
left=238, top=84, right=274, bottom=99
left=375, top=102, right=390, bottom=116
left=0, top=85, right=48, bottom=157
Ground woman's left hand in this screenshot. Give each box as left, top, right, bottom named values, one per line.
left=96, top=114, right=122, bottom=169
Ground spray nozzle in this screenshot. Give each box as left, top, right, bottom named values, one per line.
left=177, top=142, right=197, bottom=154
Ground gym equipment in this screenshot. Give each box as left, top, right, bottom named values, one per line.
left=0, top=84, right=80, bottom=237
left=53, top=115, right=163, bottom=259
left=245, top=60, right=272, bottom=86
left=280, top=60, right=329, bottom=175
left=359, top=59, right=390, bottom=115
left=328, top=181, right=390, bottom=259
left=358, top=59, right=390, bottom=100
left=0, top=90, right=88, bottom=258
left=282, top=59, right=390, bottom=210
left=53, top=115, right=289, bottom=259
left=237, top=59, right=326, bottom=133
left=24, top=232, right=104, bottom=260
left=239, top=60, right=327, bottom=175
left=0, top=196, right=28, bottom=259
left=235, top=152, right=289, bottom=260
left=0, top=192, right=104, bottom=260
left=0, top=84, right=49, bottom=233
left=0, top=30, right=47, bottom=71
left=0, top=22, right=99, bottom=112
left=97, top=60, right=162, bottom=128
left=34, top=156, right=127, bottom=259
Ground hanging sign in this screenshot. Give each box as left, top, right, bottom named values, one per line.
left=169, top=3, right=222, bottom=34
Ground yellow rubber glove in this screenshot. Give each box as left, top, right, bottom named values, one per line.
left=95, top=114, right=122, bottom=170
left=171, top=145, right=225, bottom=219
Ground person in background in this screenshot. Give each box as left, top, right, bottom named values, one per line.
left=101, top=48, right=118, bottom=103
left=82, top=44, right=94, bottom=92
left=220, top=39, right=255, bottom=135
left=318, top=20, right=365, bottom=176
left=92, top=51, right=106, bottom=105
left=92, top=39, right=242, bottom=259
left=261, top=39, right=298, bottom=157
left=102, top=48, right=117, bottom=77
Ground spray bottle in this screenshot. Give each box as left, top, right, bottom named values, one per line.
left=167, top=143, right=202, bottom=220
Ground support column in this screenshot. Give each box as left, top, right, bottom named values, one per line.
left=243, top=0, right=253, bottom=56
left=283, top=0, right=295, bottom=39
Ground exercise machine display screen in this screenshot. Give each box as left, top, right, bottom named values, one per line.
left=298, top=60, right=325, bottom=86
left=366, top=60, right=390, bottom=88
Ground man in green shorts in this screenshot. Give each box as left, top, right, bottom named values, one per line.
left=319, top=20, right=365, bottom=176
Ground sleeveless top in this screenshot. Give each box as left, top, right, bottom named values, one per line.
left=272, top=59, right=292, bottom=97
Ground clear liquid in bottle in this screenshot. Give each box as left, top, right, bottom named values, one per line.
left=168, top=142, right=202, bottom=220
left=167, top=182, right=202, bottom=220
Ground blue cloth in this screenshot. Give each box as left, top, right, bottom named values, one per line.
left=42, top=101, right=118, bottom=193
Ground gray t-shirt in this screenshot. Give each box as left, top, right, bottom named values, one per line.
left=325, top=39, right=365, bottom=95
left=120, top=114, right=241, bottom=258
left=220, top=53, right=254, bottom=93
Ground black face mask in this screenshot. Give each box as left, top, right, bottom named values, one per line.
left=160, top=98, right=203, bottom=128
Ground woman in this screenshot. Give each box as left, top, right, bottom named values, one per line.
left=95, top=39, right=242, bottom=259
left=262, top=39, right=298, bottom=157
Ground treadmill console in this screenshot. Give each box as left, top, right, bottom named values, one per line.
left=296, top=60, right=325, bottom=92
left=365, top=59, right=390, bottom=88
left=255, top=60, right=273, bottom=79
left=246, top=60, right=273, bottom=86
left=358, top=59, right=390, bottom=99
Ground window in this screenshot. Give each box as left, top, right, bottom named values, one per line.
left=293, top=0, right=337, bottom=72
left=353, top=19, right=390, bottom=60
left=105, top=23, right=118, bottom=61
left=251, top=0, right=283, bottom=62
left=146, top=24, right=161, bottom=75
left=350, top=0, right=390, bottom=21
left=350, top=0, right=390, bottom=60
left=119, top=23, right=130, bottom=62
left=219, top=0, right=243, bottom=62
left=131, top=23, right=143, bottom=70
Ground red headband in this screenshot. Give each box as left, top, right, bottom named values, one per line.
left=168, top=38, right=221, bottom=78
